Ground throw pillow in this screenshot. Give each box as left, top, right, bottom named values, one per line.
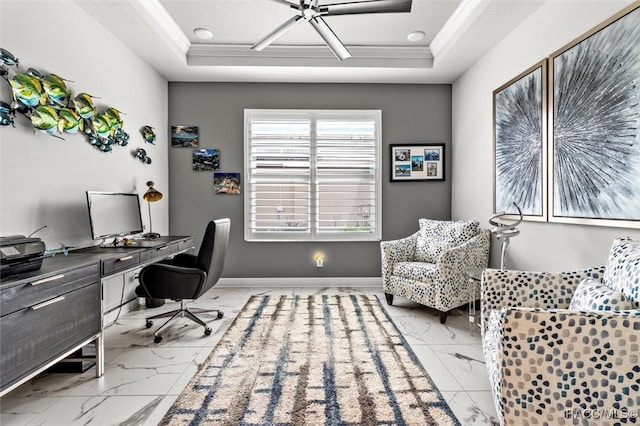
left=418, top=219, right=479, bottom=247
left=568, top=278, right=634, bottom=312
left=602, top=237, right=640, bottom=308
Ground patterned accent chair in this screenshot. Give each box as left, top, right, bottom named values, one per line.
left=380, top=219, right=490, bottom=323
left=481, top=237, right=640, bottom=426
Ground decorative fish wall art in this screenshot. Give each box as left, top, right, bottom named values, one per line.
left=0, top=47, right=150, bottom=162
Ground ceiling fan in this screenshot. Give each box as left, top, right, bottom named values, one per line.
left=251, top=0, right=413, bottom=61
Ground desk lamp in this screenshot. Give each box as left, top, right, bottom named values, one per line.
left=142, top=181, right=163, bottom=239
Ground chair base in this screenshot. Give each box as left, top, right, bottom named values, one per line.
left=145, top=300, right=223, bottom=343
left=385, top=292, right=450, bottom=324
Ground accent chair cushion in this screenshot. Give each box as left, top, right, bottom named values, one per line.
left=414, top=219, right=479, bottom=263
left=568, top=278, right=633, bottom=312
left=392, top=261, right=438, bottom=282
left=602, top=237, right=640, bottom=307
left=414, top=238, right=455, bottom=263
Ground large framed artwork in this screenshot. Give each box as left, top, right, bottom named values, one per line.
left=493, top=59, right=547, bottom=221
left=390, top=144, right=445, bottom=182
left=549, top=2, right=640, bottom=228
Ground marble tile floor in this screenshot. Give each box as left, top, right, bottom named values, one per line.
left=0, top=286, right=499, bottom=426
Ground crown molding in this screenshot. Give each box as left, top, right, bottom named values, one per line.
left=187, top=44, right=433, bottom=68
left=130, top=0, right=191, bottom=62
left=429, top=0, right=491, bottom=64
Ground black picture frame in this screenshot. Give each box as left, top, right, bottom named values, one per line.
left=390, top=144, right=445, bottom=182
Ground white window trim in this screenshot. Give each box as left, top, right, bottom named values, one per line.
left=244, top=109, right=382, bottom=242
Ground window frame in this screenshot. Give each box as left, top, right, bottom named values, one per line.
left=244, top=109, right=382, bottom=242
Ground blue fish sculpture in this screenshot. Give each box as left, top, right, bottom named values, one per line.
left=0, top=48, right=19, bottom=68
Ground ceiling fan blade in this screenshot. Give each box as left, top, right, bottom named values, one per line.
left=308, top=16, right=351, bottom=61
left=320, top=0, right=412, bottom=16
left=265, top=0, right=301, bottom=9
left=251, top=15, right=304, bottom=51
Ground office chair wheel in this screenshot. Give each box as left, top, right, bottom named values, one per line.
left=217, top=311, right=224, bottom=319
left=204, top=327, right=212, bottom=336
left=145, top=320, right=153, bottom=329
left=154, top=335, right=163, bottom=343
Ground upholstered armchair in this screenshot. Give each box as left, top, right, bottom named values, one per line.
left=481, top=237, right=640, bottom=426
left=380, top=219, right=490, bottom=323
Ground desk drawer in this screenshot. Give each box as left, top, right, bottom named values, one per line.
left=102, top=253, right=140, bottom=276
left=178, top=238, right=194, bottom=252
left=0, top=263, right=99, bottom=317
left=139, top=243, right=178, bottom=264
left=0, top=281, right=101, bottom=392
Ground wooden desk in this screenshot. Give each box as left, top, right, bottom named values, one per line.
left=0, top=236, right=193, bottom=396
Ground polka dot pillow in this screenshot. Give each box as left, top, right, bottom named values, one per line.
left=414, top=219, right=479, bottom=263
left=568, top=278, right=634, bottom=312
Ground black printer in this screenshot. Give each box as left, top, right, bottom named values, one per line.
left=0, top=235, right=46, bottom=278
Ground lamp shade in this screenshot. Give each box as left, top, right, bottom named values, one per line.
left=143, top=181, right=163, bottom=202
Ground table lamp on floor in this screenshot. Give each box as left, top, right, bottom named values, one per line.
left=142, top=181, right=163, bottom=239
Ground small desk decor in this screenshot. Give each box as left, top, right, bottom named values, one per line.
left=390, top=143, right=444, bottom=181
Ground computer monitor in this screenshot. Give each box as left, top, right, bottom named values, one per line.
left=86, top=191, right=144, bottom=241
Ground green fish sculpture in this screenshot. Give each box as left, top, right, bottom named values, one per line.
left=10, top=73, right=46, bottom=107
left=30, top=105, right=61, bottom=138
left=42, top=74, right=71, bottom=107
left=73, top=93, right=97, bottom=119
left=142, top=125, right=156, bottom=144
left=91, top=113, right=113, bottom=139
left=58, top=108, right=83, bottom=134
left=103, top=107, right=124, bottom=129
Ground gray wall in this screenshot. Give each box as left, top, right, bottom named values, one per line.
left=168, top=83, right=452, bottom=278
left=452, top=0, right=640, bottom=271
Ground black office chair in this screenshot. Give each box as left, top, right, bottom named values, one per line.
left=135, top=218, right=230, bottom=343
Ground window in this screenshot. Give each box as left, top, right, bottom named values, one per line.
left=244, top=109, right=382, bottom=241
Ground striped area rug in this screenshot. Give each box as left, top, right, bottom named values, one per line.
left=161, top=294, right=460, bottom=425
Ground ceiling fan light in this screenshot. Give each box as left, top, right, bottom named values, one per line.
left=407, top=31, right=425, bottom=42
left=193, top=28, right=213, bottom=40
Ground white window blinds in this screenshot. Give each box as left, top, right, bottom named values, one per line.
left=245, top=110, right=382, bottom=241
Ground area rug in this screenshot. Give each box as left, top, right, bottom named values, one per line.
left=161, top=294, right=460, bottom=425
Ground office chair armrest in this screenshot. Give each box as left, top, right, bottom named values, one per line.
left=138, top=263, right=207, bottom=300
left=170, top=253, right=197, bottom=267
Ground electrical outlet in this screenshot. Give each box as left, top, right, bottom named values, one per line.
left=276, top=206, right=284, bottom=212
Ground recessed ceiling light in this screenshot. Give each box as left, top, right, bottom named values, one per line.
left=193, top=28, right=213, bottom=40
left=407, top=31, right=425, bottom=42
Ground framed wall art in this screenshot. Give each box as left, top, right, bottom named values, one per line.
left=192, top=148, right=220, bottom=171
left=171, top=125, right=199, bottom=147
left=214, top=172, right=241, bottom=194
left=390, top=144, right=445, bottom=182
left=493, top=59, right=547, bottom=221
left=549, top=2, right=640, bottom=228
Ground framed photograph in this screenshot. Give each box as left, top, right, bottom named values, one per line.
left=192, top=148, right=220, bottom=171
left=214, top=172, right=241, bottom=194
left=390, top=144, right=444, bottom=181
left=549, top=2, right=640, bottom=228
left=493, top=59, right=547, bottom=221
left=171, top=125, right=199, bottom=147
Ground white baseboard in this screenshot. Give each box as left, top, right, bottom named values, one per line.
left=216, top=277, right=381, bottom=288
